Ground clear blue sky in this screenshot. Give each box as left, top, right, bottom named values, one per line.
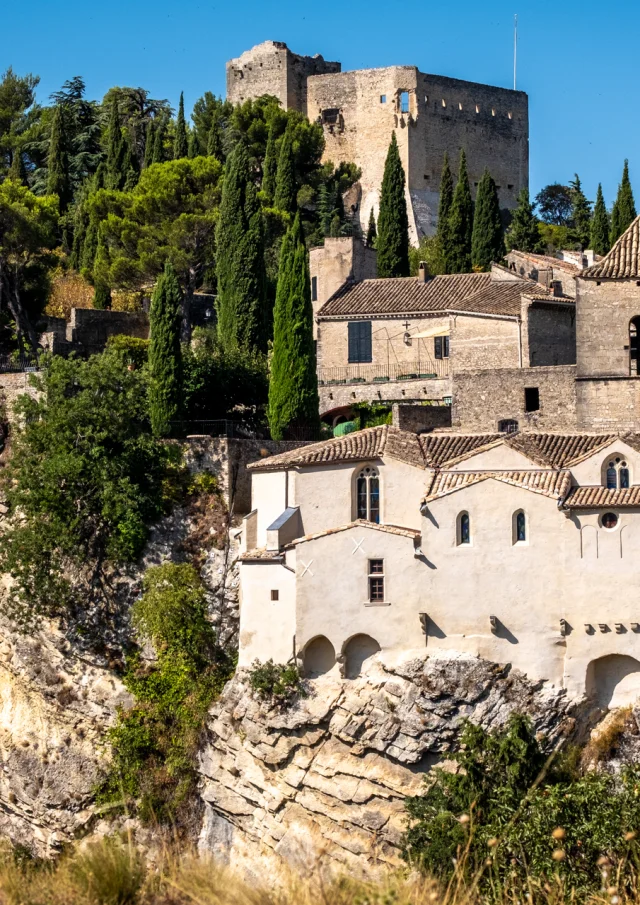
left=4, top=0, right=639, bottom=207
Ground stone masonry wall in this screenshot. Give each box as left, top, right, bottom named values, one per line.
left=391, top=403, right=451, bottom=432
left=452, top=365, right=577, bottom=432
left=524, top=303, right=576, bottom=367
left=576, top=278, right=640, bottom=379
left=576, top=378, right=640, bottom=431
left=450, top=315, right=520, bottom=372
left=0, top=372, right=40, bottom=423
left=68, top=308, right=149, bottom=355
left=320, top=376, right=451, bottom=418
left=309, top=238, right=377, bottom=334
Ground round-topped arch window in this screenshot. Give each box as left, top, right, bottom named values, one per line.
left=356, top=465, right=380, bottom=523
left=604, top=456, right=630, bottom=489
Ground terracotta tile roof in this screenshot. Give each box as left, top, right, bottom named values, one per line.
left=505, top=433, right=618, bottom=468
left=418, top=434, right=503, bottom=467
left=317, top=272, right=490, bottom=317
left=239, top=549, right=285, bottom=562
left=508, top=250, right=581, bottom=274
left=423, top=469, right=572, bottom=504
left=564, top=486, right=640, bottom=508
left=286, top=519, right=421, bottom=547
left=582, top=216, right=640, bottom=279
left=247, top=425, right=391, bottom=470
left=450, top=279, right=546, bottom=317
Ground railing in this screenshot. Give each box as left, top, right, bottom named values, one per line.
left=317, top=358, right=450, bottom=386
left=0, top=353, right=42, bottom=374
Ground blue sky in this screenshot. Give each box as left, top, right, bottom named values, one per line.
left=4, top=0, right=639, bottom=207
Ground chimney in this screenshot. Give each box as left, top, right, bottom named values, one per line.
left=418, top=261, right=431, bottom=283
left=551, top=280, right=563, bottom=297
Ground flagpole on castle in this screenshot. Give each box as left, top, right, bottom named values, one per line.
left=513, top=14, right=518, bottom=90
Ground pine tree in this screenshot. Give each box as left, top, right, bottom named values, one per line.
left=376, top=132, right=409, bottom=278
left=152, top=117, right=166, bottom=164
left=268, top=213, right=320, bottom=441
left=446, top=150, right=473, bottom=273
left=173, top=92, right=189, bottom=160
left=506, top=188, right=540, bottom=253
left=366, top=207, right=377, bottom=247
left=216, top=142, right=268, bottom=353
left=46, top=105, right=72, bottom=211
left=262, top=120, right=278, bottom=204
left=144, top=120, right=155, bottom=169
left=274, top=125, right=297, bottom=214
left=591, top=184, right=610, bottom=255
left=569, top=174, right=592, bottom=250
left=105, top=95, right=126, bottom=190
left=8, top=148, right=27, bottom=185
left=437, top=152, right=453, bottom=262
left=471, top=169, right=504, bottom=270
left=148, top=262, right=183, bottom=438
left=611, top=160, right=636, bottom=244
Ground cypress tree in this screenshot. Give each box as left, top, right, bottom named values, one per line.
left=506, top=189, right=540, bottom=253
left=268, top=214, right=320, bottom=441
left=148, top=262, right=183, bottom=438
left=274, top=125, right=297, bottom=214
left=262, top=120, right=278, bottom=204
left=173, top=92, right=189, bottom=160
left=216, top=142, right=268, bottom=353
left=105, top=95, right=126, bottom=190
left=317, top=184, right=333, bottom=237
left=376, top=132, right=410, bottom=278
left=569, top=174, right=591, bottom=250
left=437, top=152, right=453, bottom=259
left=207, top=110, right=224, bottom=161
left=152, top=117, right=166, bottom=164
left=471, top=169, right=504, bottom=270
left=8, top=148, right=27, bottom=185
left=446, top=149, right=473, bottom=273
left=611, top=160, right=636, bottom=243
left=46, top=105, right=72, bottom=211
left=366, top=207, right=377, bottom=247
left=144, top=120, right=155, bottom=169
left=188, top=130, right=197, bottom=159
left=122, top=133, right=139, bottom=191
left=92, top=230, right=112, bottom=309
left=591, top=184, right=610, bottom=255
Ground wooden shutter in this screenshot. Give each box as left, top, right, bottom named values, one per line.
left=348, top=322, right=372, bottom=362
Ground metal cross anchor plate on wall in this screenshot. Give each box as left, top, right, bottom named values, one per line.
left=300, top=560, right=314, bottom=578
left=351, top=538, right=365, bottom=555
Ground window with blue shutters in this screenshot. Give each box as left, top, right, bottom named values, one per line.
left=348, top=321, right=372, bottom=363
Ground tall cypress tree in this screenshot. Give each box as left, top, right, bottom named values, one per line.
left=174, top=92, right=189, bottom=160
left=590, top=184, right=610, bottom=256
left=437, top=152, right=453, bottom=258
left=152, top=117, right=166, bottom=164
left=611, top=160, right=636, bottom=244
left=92, top=228, right=112, bottom=309
left=46, top=105, right=72, bottom=211
left=268, top=214, right=320, bottom=441
left=569, top=174, right=592, bottom=250
left=144, top=120, right=155, bottom=169
left=274, top=125, right=297, bottom=214
left=262, top=120, right=278, bottom=204
left=148, top=262, right=183, bottom=438
left=506, top=189, right=540, bottom=253
left=105, top=96, right=126, bottom=190
left=8, top=148, right=27, bottom=185
left=207, top=110, right=224, bottom=161
left=377, top=132, right=409, bottom=278
left=216, top=142, right=268, bottom=353
left=471, top=169, right=504, bottom=270
left=446, top=150, right=473, bottom=273
left=366, top=207, right=377, bottom=247
left=188, top=130, right=197, bottom=159
left=317, top=184, right=334, bottom=237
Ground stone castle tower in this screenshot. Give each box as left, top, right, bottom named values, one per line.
left=226, top=41, right=529, bottom=245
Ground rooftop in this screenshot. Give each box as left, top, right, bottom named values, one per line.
left=507, top=249, right=581, bottom=275
left=582, top=216, right=640, bottom=280
left=423, top=469, right=572, bottom=504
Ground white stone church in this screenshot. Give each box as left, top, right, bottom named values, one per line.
left=238, top=218, right=640, bottom=709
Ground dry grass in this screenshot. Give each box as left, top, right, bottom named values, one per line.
left=581, top=707, right=633, bottom=766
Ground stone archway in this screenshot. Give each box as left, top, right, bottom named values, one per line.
left=303, top=636, right=336, bottom=678
left=586, top=654, right=640, bottom=708
left=343, top=634, right=381, bottom=679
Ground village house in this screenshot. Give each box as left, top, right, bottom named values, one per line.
left=238, top=218, right=640, bottom=709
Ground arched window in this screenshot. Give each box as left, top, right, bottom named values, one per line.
left=630, top=317, right=640, bottom=375
left=457, top=511, right=471, bottom=545
left=356, top=466, right=380, bottom=523
left=603, top=456, right=631, bottom=489
left=513, top=509, right=527, bottom=544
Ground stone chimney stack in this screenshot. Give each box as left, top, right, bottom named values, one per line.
left=418, top=262, right=430, bottom=283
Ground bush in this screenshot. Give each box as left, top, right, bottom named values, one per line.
left=248, top=659, right=305, bottom=705
left=106, top=335, right=150, bottom=368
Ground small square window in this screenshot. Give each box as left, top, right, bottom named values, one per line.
left=368, top=559, right=384, bottom=603
left=524, top=387, right=540, bottom=412
left=311, top=276, right=318, bottom=302
left=271, top=589, right=279, bottom=601
left=380, top=94, right=386, bottom=104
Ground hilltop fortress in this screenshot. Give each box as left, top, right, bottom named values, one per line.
left=227, top=41, right=529, bottom=243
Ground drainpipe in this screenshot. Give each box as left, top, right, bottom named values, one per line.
left=517, top=316, right=523, bottom=368
left=284, top=467, right=289, bottom=509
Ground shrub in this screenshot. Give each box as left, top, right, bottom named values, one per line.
left=106, top=335, right=150, bottom=368
left=248, top=659, right=305, bottom=705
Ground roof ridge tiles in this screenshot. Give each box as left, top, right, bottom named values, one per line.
left=582, top=216, right=640, bottom=280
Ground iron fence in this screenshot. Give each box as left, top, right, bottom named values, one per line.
left=0, top=354, right=42, bottom=374
left=317, top=358, right=450, bottom=386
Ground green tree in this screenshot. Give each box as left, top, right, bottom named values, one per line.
left=471, top=169, right=504, bottom=270
left=262, top=119, right=278, bottom=204
left=143, top=120, right=155, bottom=168
left=152, top=116, right=166, bottom=164
left=446, top=149, right=473, bottom=273
left=376, top=132, right=409, bottom=278
left=366, top=207, right=377, bottom=247
left=191, top=92, right=232, bottom=157
left=45, top=105, right=72, bottom=211
left=174, top=92, right=189, bottom=160
left=92, top=227, right=111, bottom=309
left=535, top=183, right=573, bottom=225
left=274, top=124, right=297, bottom=214
left=105, top=95, right=126, bottom=190
left=8, top=148, right=27, bottom=185
left=148, top=263, right=183, bottom=437
left=590, top=183, right=610, bottom=255
left=216, top=142, right=268, bottom=352
left=611, top=159, right=636, bottom=244
left=506, top=188, right=540, bottom=253
left=268, top=214, right=319, bottom=440
left=206, top=114, right=224, bottom=161
left=0, top=67, right=40, bottom=182
left=436, top=152, right=453, bottom=264
left=569, top=174, right=592, bottom=250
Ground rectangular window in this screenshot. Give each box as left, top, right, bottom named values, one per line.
left=400, top=91, right=410, bottom=113
left=321, top=108, right=340, bottom=125
left=368, top=559, right=384, bottom=603
left=434, top=335, right=449, bottom=359
left=380, top=94, right=386, bottom=104
left=524, top=387, right=540, bottom=412
left=348, top=321, right=372, bottom=363
left=311, top=276, right=318, bottom=302
left=271, top=590, right=279, bottom=601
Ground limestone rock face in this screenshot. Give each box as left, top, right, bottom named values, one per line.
left=198, top=653, right=579, bottom=876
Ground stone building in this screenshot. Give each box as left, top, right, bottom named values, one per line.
left=227, top=42, right=528, bottom=243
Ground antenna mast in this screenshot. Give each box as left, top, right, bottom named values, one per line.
left=513, top=14, right=518, bottom=90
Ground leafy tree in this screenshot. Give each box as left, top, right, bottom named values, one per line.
left=506, top=188, right=540, bottom=253
left=191, top=92, right=233, bottom=157
left=268, top=214, right=319, bottom=440
left=8, top=149, right=27, bottom=185
left=262, top=119, right=278, bottom=204
left=274, top=124, right=297, bottom=214
left=182, top=337, right=268, bottom=422
left=611, top=159, right=636, bottom=244
left=148, top=263, right=183, bottom=437
left=535, top=183, right=573, bottom=225
left=446, top=149, right=473, bottom=273
left=376, top=132, right=409, bottom=278
left=590, top=183, right=610, bottom=255
left=0, top=67, right=40, bottom=182
left=471, top=169, right=504, bottom=270
left=216, top=142, right=268, bottom=352
left=366, top=207, right=377, bottom=247
left=409, top=235, right=447, bottom=277
left=0, top=350, right=172, bottom=628
left=569, top=174, right=592, bottom=250
left=101, top=86, right=171, bottom=171
left=436, top=152, right=453, bottom=262
left=174, top=92, right=189, bottom=160
left=45, top=104, right=71, bottom=211
left=0, top=180, right=58, bottom=351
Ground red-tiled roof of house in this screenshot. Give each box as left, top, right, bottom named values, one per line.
left=423, top=469, right=572, bottom=504
left=505, top=433, right=618, bottom=468
left=564, top=486, right=640, bottom=508
left=508, top=250, right=581, bottom=274
left=582, top=216, right=640, bottom=279
left=418, top=434, right=503, bottom=467
left=285, top=520, right=421, bottom=547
